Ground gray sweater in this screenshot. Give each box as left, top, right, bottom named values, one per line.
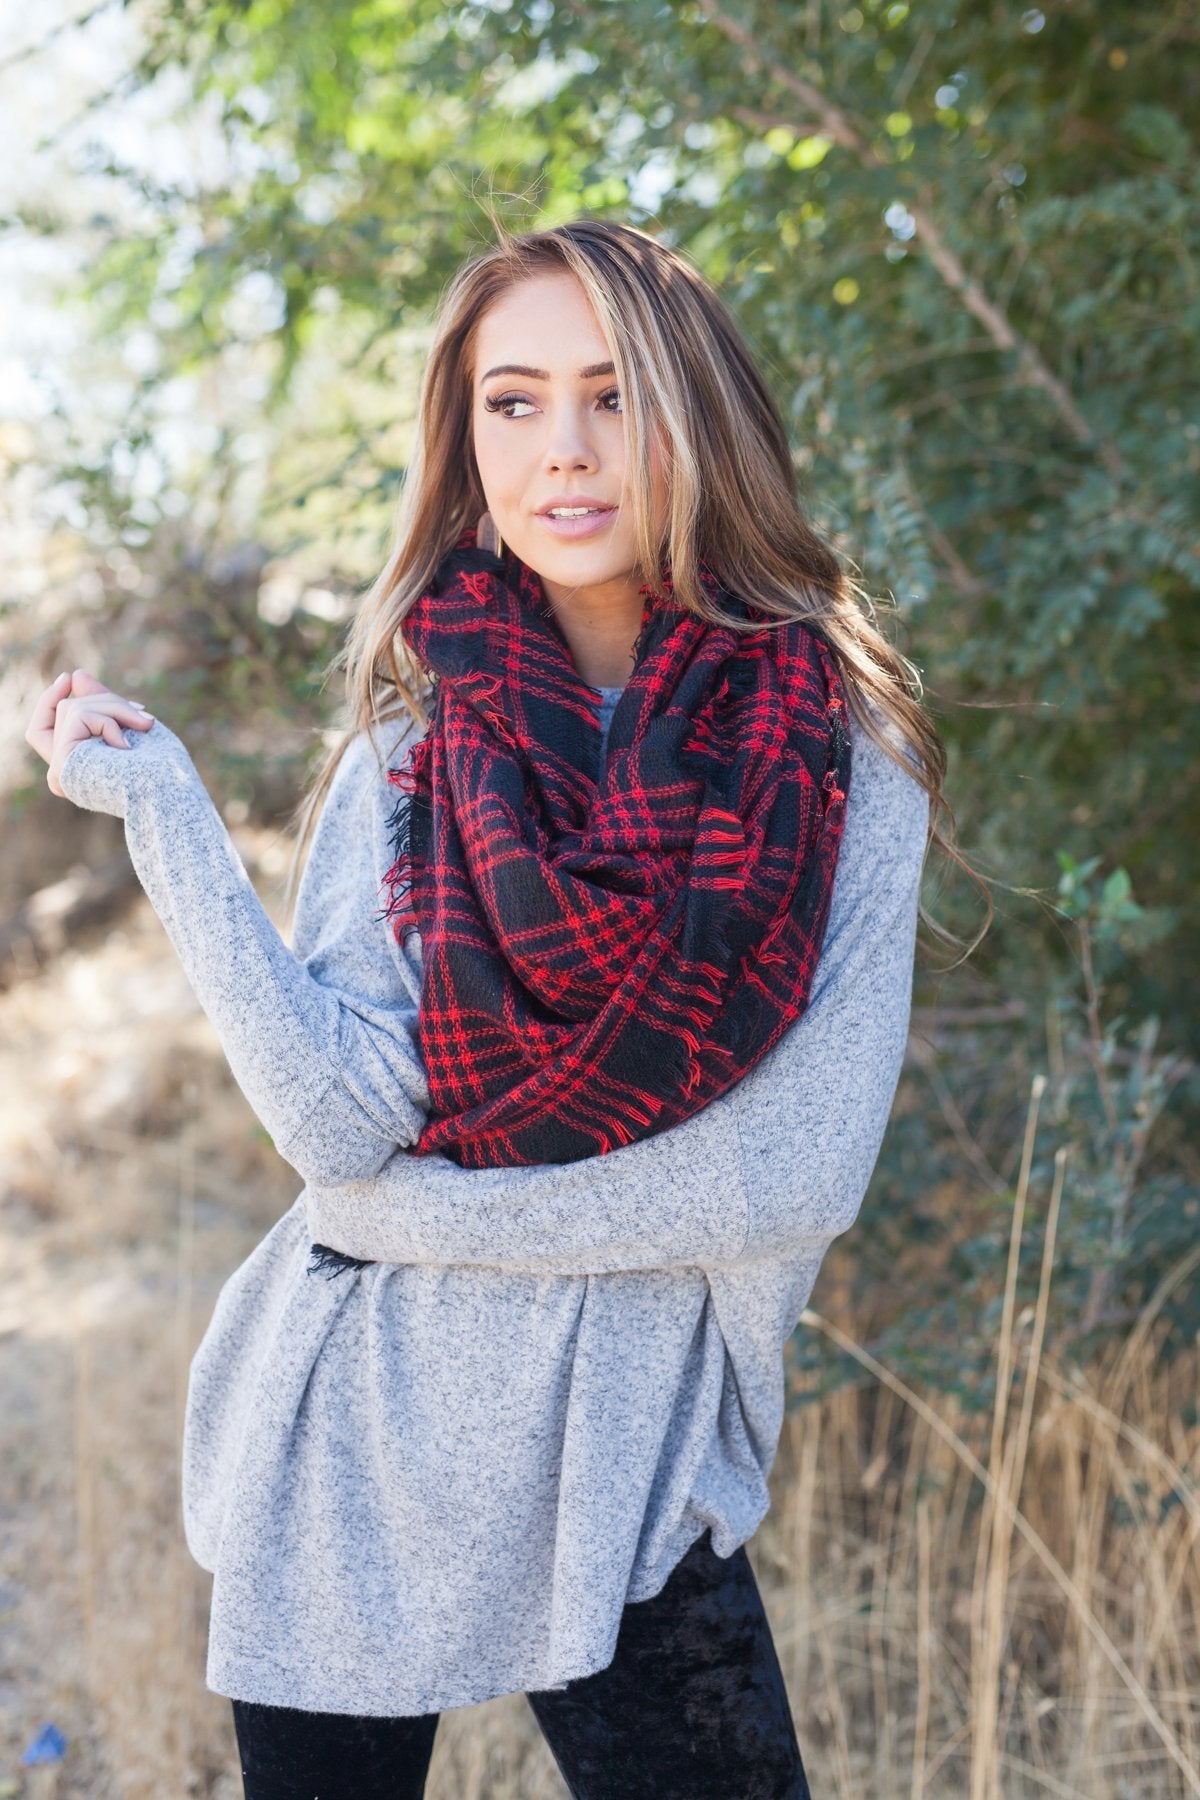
left=57, top=683, right=929, bottom=1716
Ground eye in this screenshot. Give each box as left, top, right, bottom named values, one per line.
left=483, top=391, right=536, bottom=418
left=598, top=387, right=622, bottom=413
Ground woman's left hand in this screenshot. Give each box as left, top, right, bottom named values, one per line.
left=25, top=668, right=157, bottom=800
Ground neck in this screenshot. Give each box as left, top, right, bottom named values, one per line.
left=538, top=571, right=645, bottom=689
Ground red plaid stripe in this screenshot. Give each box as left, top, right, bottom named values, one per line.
left=378, top=528, right=852, bottom=1167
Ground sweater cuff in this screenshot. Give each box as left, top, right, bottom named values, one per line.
left=57, top=718, right=195, bottom=820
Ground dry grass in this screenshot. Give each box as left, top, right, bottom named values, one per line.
left=1, top=869, right=1197, bottom=1798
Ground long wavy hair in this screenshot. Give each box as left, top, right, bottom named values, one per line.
left=283, top=218, right=992, bottom=960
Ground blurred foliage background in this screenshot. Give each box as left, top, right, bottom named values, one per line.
left=2, top=2, right=1199, bottom=1793
left=6, top=0, right=1195, bottom=1396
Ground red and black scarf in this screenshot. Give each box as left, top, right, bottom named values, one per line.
left=378, top=527, right=852, bottom=1170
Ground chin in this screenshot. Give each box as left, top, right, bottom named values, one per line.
left=512, top=541, right=634, bottom=593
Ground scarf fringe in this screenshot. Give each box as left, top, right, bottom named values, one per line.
left=377, top=764, right=431, bottom=938
left=307, top=1242, right=374, bottom=1279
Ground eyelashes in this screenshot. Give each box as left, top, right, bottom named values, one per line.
left=482, top=387, right=623, bottom=418
left=481, top=392, right=534, bottom=418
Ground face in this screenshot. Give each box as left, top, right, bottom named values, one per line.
left=471, top=270, right=666, bottom=618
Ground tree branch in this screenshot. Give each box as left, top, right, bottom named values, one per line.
left=699, top=3, right=1124, bottom=473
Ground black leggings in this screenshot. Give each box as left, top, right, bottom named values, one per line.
left=231, top=1529, right=811, bottom=1799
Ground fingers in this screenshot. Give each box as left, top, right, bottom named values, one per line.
left=63, top=702, right=155, bottom=749
left=27, top=670, right=152, bottom=750
left=64, top=700, right=156, bottom=741
left=48, top=701, right=158, bottom=799
left=101, top=700, right=156, bottom=730
left=24, top=671, right=75, bottom=758
left=98, top=715, right=133, bottom=750
left=44, top=708, right=137, bottom=798
left=67, top=669, right=154, bottom=722
left=29, top=666, right=161, bottom=800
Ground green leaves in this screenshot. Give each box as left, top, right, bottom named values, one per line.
left=1054, top=855, right=1152, bottom=961
left=38, top=7, right=1197, bottom=1012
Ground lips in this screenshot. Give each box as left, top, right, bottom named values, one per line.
left=535, top=498, right=619, bottom=541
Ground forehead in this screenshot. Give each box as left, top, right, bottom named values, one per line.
left=473, top=271, right=611, bottom=377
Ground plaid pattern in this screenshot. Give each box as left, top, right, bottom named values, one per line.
left=379, top=528, right=852, bottom=1168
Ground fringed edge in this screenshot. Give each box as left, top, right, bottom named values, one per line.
left=822, top=687, right=853, bottom=810
left=374, top=748, right=432, bottom=940
left=675, top=655, right=759, bottom=792
left=307, top=1242, right=375, bottom=1279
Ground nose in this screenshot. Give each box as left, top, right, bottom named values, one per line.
left=542, top=402, right=600, bottom=476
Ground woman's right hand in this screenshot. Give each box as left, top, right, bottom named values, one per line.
left=25, top=668, right=157, bottom=800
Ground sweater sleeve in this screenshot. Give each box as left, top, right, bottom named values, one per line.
left=56, top=713, right=431, bottom=1182
left=303, top=724, right=929, bottom=1276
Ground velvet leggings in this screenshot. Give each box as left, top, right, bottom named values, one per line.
left=230, top=1528, right=811, bottom=1799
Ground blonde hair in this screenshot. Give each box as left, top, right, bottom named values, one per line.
left=283, top=218, right=992, bottom=960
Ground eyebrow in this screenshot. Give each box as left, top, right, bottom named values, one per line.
left=478, top=360, right=616, bottom=384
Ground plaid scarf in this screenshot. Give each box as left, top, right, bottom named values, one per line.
left=376, top=528, right=851, bottom=1170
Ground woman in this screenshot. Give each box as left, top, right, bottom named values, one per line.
left=27, top=220, right=986, bottom=1798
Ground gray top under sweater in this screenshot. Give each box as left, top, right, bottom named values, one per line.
left=57, top=679, right=929, bottom=1717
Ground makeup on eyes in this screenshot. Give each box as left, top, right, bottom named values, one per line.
left=482, top=387, right=622, bottom=418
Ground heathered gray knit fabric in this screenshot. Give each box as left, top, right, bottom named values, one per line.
left=57, top=678, right=928, bottom=1717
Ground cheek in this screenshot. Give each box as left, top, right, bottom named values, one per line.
left=474, top=417, right=533, bottom=508
left=472, top=417, right=501, bottom=494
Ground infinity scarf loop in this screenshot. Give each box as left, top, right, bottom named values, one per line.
left=377, top=530, right=852, bottom=1170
